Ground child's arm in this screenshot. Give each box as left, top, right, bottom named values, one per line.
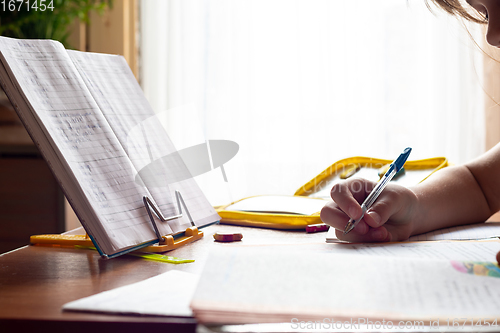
left=320, top=143, right=500, bottom=242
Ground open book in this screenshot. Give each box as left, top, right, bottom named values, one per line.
left=0, top=37, right=220, bottom=258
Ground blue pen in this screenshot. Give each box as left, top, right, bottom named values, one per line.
left=343, top=147, right=412, bottom=235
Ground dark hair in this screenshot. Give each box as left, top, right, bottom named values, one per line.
left=427, top=0, right=488, bottom=24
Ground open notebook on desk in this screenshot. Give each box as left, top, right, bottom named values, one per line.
left=191, top=240, right=500, bottom=325
left=0, top=37, right=219, bottom=258
left=61, top=237, right=500, bottom=323
left=326, top=222, right=500, bottom=243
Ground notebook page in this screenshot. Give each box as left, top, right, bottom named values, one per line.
left=323, top=240, right=500, bottom=261
left=408, top=223, right=500, bottom=241
left=192, top=247, right=500, bottom=324
left=68, top=51, right=220, bottom=233
left=0, top=37, right=169, bottom=255
left=326, top=222, right=500, bottom=243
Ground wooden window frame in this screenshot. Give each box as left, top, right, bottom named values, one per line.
left=68, top=0, right=138, bottom=78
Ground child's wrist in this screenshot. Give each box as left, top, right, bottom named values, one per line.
left=407, top=187, right=424, bottom=237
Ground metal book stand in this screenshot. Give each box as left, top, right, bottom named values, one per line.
left=140, top=190, right=203, bottom=253
left=29, top=190, right=204, bottom=256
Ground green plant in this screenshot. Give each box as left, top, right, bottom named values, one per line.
left=0, top=0, right=112, bottom=48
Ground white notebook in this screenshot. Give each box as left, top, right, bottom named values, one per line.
left=0, top=37, right=220, bottom=258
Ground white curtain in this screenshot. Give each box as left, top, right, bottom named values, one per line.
left=140, top=0, right=485, bottom=205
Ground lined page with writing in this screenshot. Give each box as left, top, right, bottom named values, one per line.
left=408, top=223, right=500, bottom=241
left=192, top=247, right=500, bottom=324
left=323, top=240, right=500, bottom=261
left=0, top=37, right=166, bottom=255
left=68, top=51, right=219, bottom=233
left=326, top=222, right=500, bottom=243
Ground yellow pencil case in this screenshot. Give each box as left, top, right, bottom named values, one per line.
left=217, top=156, right=449, bottom=230
left=216, top=195, right=327, bottom=230
left=295, top=156, right=449, bottom=198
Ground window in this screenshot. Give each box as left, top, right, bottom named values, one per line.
left=140, top=0, right=485, bottom=205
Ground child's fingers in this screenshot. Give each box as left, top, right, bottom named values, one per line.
left=320, top=201, right=370, bottom=235
left=326, top=180, right=415, bottom=242
left=335, top=226, right=391, bottom=243
left=363, top=196, right=398, bottom=228
left=363, top=189, right=404, bottom=229
left=329, top=182, right=363, bottom=220
left=320, top=201, right=349, bottom=230
left=384, top=223, right=412, bottom=242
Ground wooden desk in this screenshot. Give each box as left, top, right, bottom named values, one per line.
left=0, top=224, right=326, bottom=332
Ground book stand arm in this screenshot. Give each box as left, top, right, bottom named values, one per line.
left=143, top=190, right=195, bottom=245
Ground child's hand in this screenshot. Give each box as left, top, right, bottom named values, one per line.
left=320, top=178, right=418, bottom=242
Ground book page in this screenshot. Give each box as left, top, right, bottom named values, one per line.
left=191, top=246, right=500, bottom=325
left=68, top=51, right=220, bottom=233
left=0, top=37, right=169, bottom=255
